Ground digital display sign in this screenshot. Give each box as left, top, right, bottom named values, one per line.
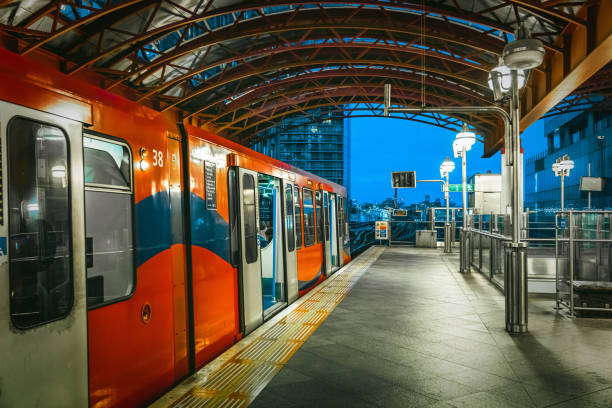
left=391, top=171, right=416, bottom=188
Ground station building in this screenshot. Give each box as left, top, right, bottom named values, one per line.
left=249, top=107, right=351, bottom=197
left=525, top=108, right=612, bottom=209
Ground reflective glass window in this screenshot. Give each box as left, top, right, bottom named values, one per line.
left=84, top=135, right=134, bottom=308
left=84, top=136, right=130, bottom=189
left=8, top=118, right=72, bottom=329
left=228, top=168, right=240, bottom=266
left=285, top=184, right=295, bottom=252
left=303, top=188, right=315, bottom=246
left=243, top=174, right=258, bottom=263
left=315, top=190, right=323, bottom=243
left=294, top=186, right=302, bottom=249
left=324, top=193, right=330, bottom=240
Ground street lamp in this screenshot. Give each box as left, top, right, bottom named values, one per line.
left=487, top=22, right=544, bottom=334
left=552, top=155, right=574, bottom=210
left=453, top=122, right=475, bottom=272
left=488, top=61, right=526, bottom=101
left=440, top=157, right=455, bottom=253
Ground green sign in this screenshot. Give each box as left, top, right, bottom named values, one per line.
left=448, top=184, right=474, bottom=192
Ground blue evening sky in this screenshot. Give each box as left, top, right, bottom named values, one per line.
left=349, top=116, right=546, bottom=204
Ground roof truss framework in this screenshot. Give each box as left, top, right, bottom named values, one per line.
left=0, top=0, right=601, bottom=151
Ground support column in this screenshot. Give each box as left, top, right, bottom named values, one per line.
left=506, top=69, right=528, bottom=334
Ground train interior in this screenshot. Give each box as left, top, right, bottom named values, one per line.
left=257, top=174, right=286, bottom=317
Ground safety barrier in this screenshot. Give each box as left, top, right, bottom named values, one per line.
left=555, top=210, right=612, bottom=316
left=467, top=213, right=557, bottom=293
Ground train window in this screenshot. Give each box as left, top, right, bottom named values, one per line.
left=284, top=184, right=295, bottom=252
left=302, top=188, right=315, bottom=247
left=228, top=168, right=240, bottom=267
left=8, top=117, right=73, bottom=329
left=84, top=135, right=134, bottom=308
left=294, top=186, right=302, bottom=249
left=315, top=190, right=323, bottom=243
left=83, top=136, right=130, bottom=189
left=242, top=174, right=258, bottom=263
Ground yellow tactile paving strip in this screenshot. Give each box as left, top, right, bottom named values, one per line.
left=151, top=246, right=384, bottom=408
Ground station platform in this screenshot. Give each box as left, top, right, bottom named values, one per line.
left=152, top=246, right=612, bottom=408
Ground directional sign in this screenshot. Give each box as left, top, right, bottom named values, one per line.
left=448, top=184, right=474, bottom=192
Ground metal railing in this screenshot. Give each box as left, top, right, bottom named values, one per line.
left=555, top=210, right=612, bottom=316
left=467, top=212, right=558, bottom=293
left=388, top=207, right=465, bottom=246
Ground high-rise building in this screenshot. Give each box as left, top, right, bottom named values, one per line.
left=524, top=109, right=612, bottom=210
left=249, top=107, right=351, bottom=197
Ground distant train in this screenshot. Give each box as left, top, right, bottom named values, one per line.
left=0, top=47, right=350, bottom=407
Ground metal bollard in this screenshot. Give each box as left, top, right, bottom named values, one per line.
left=444, top=223, right=452, bottom=253
left=504, top=241, right=528, bottom=333
left=459, top=229, right=470, bottom=273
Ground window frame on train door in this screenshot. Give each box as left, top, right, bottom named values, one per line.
left=302, top=187, right=315, bottom=247
left=293, top=185, right=302, bottom=249
left=82, top=130, right=137, bottom=310
left=7, top=116, right=74, bottom=330
left=315, top=190, right=323, bottom=243
left=284, top=182, right=295, bottom=253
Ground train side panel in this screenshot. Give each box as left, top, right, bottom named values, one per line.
left=188, top=136, right=240, bottom=367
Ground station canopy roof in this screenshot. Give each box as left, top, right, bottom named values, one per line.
left=0, top=1, right=599, bottom=146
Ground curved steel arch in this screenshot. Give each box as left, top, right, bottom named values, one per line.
left=222, top=93, right=497, bottom=140
left=199, top=68, right=492, bottom=122
left=56, top=0, right=571, bottom=74
left=169, top=53, right=491, bottom=115
left=213, top=84, right=496, bottom=132
left=207, top=80, right=493, bottom=129
left=133, top=32, right=493, bottom=102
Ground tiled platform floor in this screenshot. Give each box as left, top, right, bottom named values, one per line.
left=252, top=247, right=612, bottom=408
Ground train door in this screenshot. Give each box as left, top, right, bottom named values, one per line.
left=323, top=191, right=332, bottom=276
left=238, top=168, right=263, bottom=334
left=0, top=102, right=89, bottom=406
left=258, top=174, right=286, bottom=319
left=167, top=136, right=189, bottom=380
left=329, top=193, right=339, bottom=270
left=282, top=180, right=298, bottom=304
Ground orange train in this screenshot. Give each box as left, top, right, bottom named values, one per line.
left=0, top=47, right=350, bottom=407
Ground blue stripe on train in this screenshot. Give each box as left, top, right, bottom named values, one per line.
left=190, top=193, right=230, bottom=263
left=298, top=265, right=323, bottom=291
left=135, top=191, right=229, bottom=267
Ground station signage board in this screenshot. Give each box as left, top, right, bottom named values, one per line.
left=580, top=176, right=605, bottom=192
left=447, top=184, right=474, bottom=192
left=375, top=221, right=389, bottom=240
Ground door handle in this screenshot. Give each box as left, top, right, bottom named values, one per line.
left=85, top=237, right=93, bottom=268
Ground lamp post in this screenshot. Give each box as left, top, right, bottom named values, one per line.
left=488, top=22, right=545, bottom=334
left=453, top=123, right=476, bottom=272
left=552, top=155, right=574, bottom=210
left=440, top=157, right=455, bottom=253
